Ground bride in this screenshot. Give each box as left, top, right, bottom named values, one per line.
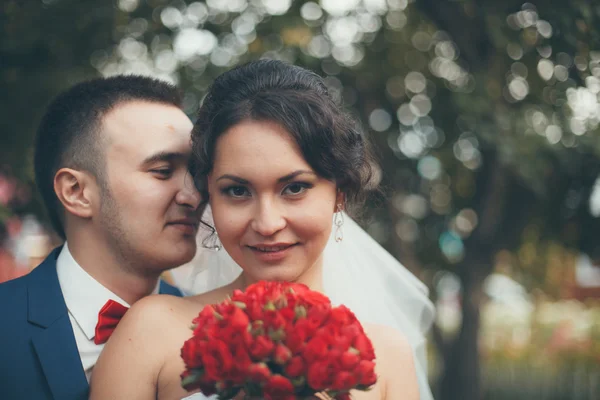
left=90, top=59, right=434, bottom=400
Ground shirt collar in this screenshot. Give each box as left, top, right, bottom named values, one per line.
left=56, top=243, right=159, bottom=341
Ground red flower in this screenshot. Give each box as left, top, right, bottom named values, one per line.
left=297, top=289, right=331, bottom=306
left=305, top=303, right=331, bottom=331
left=263, top=374, right=295, bottom=397
left=201, top=340, right=234, bottom=382
left=329, top=305, right=357, bottom=325
left=221, top=303, right=251, bottom=330
left=263, top=309, right=288, bottom=331
left=248, top=335, right=275, bottom=360
left=228, top=342, right=252, bottom=384
left=354, top=334, right=376, bottom=360
left=273, top=343, right=292, bottom=365
left=339, top=350, right=360, bottom=369
left=180, top=281, right=378, bottom=399
left=356, top=360, right=377, bottom=386
left=307, top=360, right=336, bottom=390
left=181, top=337, right=204, bottom=369
left=247, top=362, right=272, bottom=383
left=331, top=371, right=358, bottom=391
left=285, top=318, right=312, bottom=353
left=318, top=325, right=351, bottom=352
left=284, top=355, right=305, bottom=378
left=302, top=336, right=328, bottom=363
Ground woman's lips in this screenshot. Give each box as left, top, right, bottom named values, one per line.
left=246, top=243, right=298, bottom=262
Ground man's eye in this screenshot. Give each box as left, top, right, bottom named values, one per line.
left=282, top=182, right=312, bottom=196
left=151, top=169, right=173, bottom=178
left=223, top=186, right=250, bottom=198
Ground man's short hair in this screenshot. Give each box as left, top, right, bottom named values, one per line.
left=34, top=75, right=182, bottom=239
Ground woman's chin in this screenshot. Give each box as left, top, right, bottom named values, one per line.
left=243, top=266, right=302, bottom=284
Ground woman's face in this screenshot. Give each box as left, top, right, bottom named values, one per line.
left=207, top=119, right=340, bottom=284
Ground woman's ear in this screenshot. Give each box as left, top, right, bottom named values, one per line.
left=54, top=168, right=96, bottom=219
left=335, top=191, right=346, bottom=212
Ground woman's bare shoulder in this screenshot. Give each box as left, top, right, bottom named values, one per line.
left=363, top=323, right=413, bottom=355
left=111, top=294, right=200, bottom=347
left=90, top=295, right=201, bottom=399
left=186, top=284, right=235, bottom=307
left=362, top=323, right=419, bottom=400
left=126, top=294, right=197, bottom=325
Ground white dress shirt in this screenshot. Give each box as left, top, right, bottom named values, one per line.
left=56, top=243, right=158, bottom=381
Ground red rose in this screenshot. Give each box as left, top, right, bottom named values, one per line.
left=223, top=303, right=251, bottom=330
left=181, top=337, right=204, bottom=369
left=339, top=350, right=360, bottom=369
left=302, top=336, right=328, bottom=363
left=273, top=343, right=292, bottom=365
left=181, top=281, right=377, bottom=399
left=248, top=335, right=275, bottom=360
left=242, top=282, right=267, bottom=298
left=331, top=371, right=358, bottom=391
left=201, top=339, right=234, bottom=382
left=340, top=321, right=364, bottom=337
left=238, top=297, right=260, bottom=320
left=307, top=360, right=335, bottom=390
left=305, top=303, right=331, bottom=331
left=355, top=360, right=377, bottom=386
left=278, top=305, right=296, bottom=322
left=263, top=374, right=295, bottom=398
left=285, top=316, right=315, bottom=352
left=317, top=325, right=351, bottom=352
left=353, top=334, right=375, bottom=360
left=284, top=355, right=305, bottom=378
left=228, top=342, right=252, bottom=384
left=221, top=325, right=253, bottom=347
left=263, top=309, right=288, bottom=331
left=328, top=305, right=358, bottom=326
left=247, top=362, right=272, bottom=383
left=298, top=290, right=331, bottom=307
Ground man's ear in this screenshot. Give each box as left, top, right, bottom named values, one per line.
left=54, top=168, right=96, bottom=219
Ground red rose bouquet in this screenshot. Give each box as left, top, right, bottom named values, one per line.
left=180, top=281, right=377, bottom=400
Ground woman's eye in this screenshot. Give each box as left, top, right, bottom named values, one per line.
left=282, top=182, right=312, bottom=196
left=224, top=186, right=250, bottom=198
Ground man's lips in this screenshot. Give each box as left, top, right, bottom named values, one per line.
left=167, top=218, right=199, bottom=234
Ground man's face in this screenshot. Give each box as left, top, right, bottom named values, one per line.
left=98, top=100, right=200, bottom=273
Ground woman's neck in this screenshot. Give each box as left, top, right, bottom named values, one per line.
left=233, top=255, right=325, bottom=293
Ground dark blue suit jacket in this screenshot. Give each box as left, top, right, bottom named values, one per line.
left=0, top=246, right=182, bottom=400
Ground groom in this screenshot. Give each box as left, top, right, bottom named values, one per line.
left=0, top=76, right=201, bottom=399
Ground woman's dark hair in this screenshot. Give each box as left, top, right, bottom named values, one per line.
left=192, top=59, right=379, bottom=215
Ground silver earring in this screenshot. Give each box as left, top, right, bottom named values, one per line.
left=202, top=233, right=222, bottom=251
left=334, top=204, right=344, bottom=243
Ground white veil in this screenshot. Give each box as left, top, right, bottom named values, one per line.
left=171, top=209, right=435, bottom=400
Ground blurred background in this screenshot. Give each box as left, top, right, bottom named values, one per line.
left=1, top=0, right=600, bottom=399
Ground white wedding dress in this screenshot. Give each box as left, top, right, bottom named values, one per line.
left=171, top=211, right=435, bottom=400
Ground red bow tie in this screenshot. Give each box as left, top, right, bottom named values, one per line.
left=94, top=299, right=129, bottom=345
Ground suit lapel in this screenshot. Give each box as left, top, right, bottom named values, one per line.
left=28, top=249, right=89, bottom=400
left=159, top=279, right=183, bottom=296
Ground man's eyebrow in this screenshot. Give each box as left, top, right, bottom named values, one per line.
left=141, top=151, right=188, bottom=165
